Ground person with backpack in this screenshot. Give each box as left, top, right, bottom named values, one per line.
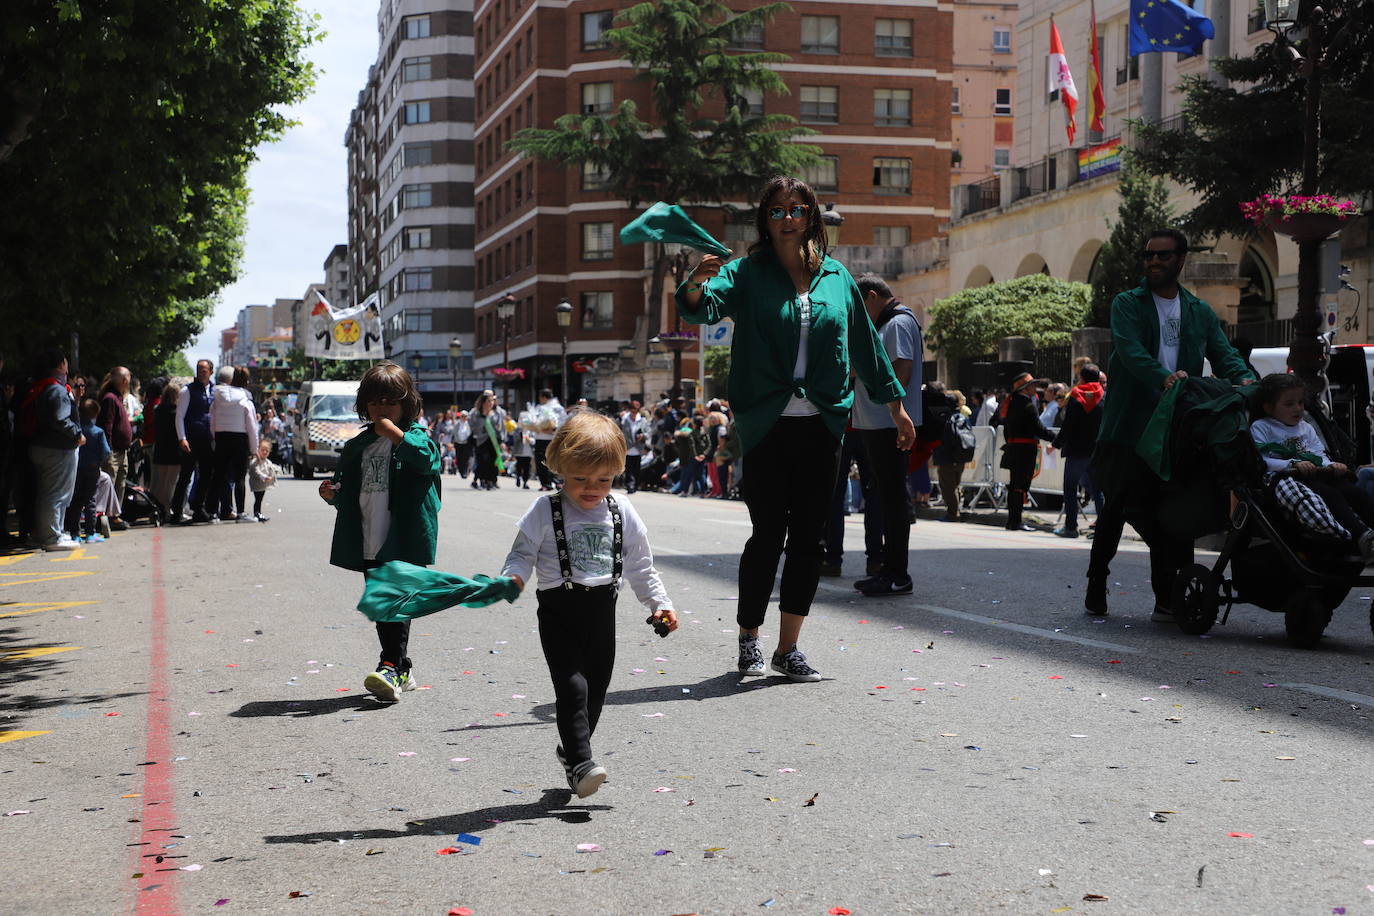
left=1052, top=364, right=1106, bottom=540
left=931, top=383, right=975, bottom=521
left=851, top=273, right=923, bottom=598
left=997, top=372, right=1056, bottom=531
left=20, top=347, right=85, bottom=551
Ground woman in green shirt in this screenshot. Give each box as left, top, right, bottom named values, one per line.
left=678, top=176, right=915, bottom=683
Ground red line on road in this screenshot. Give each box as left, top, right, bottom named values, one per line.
left=129, top=529, right=180, bottom=916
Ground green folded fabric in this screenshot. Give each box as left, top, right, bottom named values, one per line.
left=1136, top=378, right=1186, bottom=481
left=358, top=561, right=520, bottom=622
left=618, top=202, right=731, bottom=257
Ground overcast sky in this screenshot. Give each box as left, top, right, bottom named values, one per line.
left=186, top=1, right=377, bottom=364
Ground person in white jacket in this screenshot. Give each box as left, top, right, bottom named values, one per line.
left=208, top=366, right=258, bottom=521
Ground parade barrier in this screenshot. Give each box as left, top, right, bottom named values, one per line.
left=955, top=426, right=1067, bottom=510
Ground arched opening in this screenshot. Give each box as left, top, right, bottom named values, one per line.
left=1015, top=253, right=1049, bottom=278
left=965, top=265, right=994, bottom=288
left=1069, top=239, right=1104, bottom=284
left=1237, top=245, right=1276, bottom=325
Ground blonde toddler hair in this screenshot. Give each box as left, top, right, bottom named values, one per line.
left=544, top=409, right=627, bottom=475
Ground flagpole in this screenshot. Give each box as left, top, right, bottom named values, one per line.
left=1047, top=13, right=1054, bottom=162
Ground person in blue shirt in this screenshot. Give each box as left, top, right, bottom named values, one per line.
left=66, top=397, right=111, bottom=541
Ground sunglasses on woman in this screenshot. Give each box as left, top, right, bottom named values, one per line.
left=767, top=205, right=811, bottom=221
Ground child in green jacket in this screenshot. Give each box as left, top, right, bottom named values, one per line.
left=319, top=362, right=441, bottom=703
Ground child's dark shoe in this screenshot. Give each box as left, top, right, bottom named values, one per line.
left=570, top=760, right=607, bottom=798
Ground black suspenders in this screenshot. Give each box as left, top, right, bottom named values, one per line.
left=549, top=493, right=622, bottom=589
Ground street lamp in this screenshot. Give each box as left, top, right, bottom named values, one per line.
left=448, top=337, right=462, bottom=411
left=822, top=203, right=845, bottom=248
left=1263, top=0, right=1298, bottom=33
left=497, top=292, right=516, bottom=412
left=555, top=297, right=573, bottom=404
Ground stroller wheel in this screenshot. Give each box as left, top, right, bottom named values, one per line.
left=1284, top=589, right=1332, bottom=649
left=1171, top=563, right=1220, bottom=636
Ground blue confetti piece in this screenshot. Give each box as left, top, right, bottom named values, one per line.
left=456, top=833, right=482, bottom=845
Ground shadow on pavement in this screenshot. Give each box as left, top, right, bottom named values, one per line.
left=0, top=619, right=146, bottom=727
left=228, top=695, right=392, bottom=718
left=525, top=670, right=780, bottom=724
left=262, top=788, right=610, bottom=844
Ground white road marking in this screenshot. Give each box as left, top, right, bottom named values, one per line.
left=1278, top=683, right=1374, bottom=706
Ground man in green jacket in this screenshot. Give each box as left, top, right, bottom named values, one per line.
left=1085, top=229, right=1256, bottom=619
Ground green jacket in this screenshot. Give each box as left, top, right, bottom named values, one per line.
left=329, top=422, right=442, bottom=573
left=676, top=251, right=904, bottom=454
left=1099, top=282, right=1255, bottom=449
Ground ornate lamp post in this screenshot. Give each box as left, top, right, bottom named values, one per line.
left=651, top=331, right=698, bottom=401
left=555, top=297, right=573, bottom=404
left=1264, top=0, right=1348, bottom=402
left=497, top=293, right=516, bottom=411
left=448, top=337, right=462, bottom=411
left=822, top=203, right=845, bottom=248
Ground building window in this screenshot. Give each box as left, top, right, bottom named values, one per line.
left=402, top=183, right=433, bottom=208
left=737, top=87, right=764, bottom=117
left=403, top=142, right=432, bottom=166
left=1247, top=7, right=1266, bottom=33
left=874, top=88, right=912, bottom=128
left=581, top=222, right=614, bottom=260
left=873, top=226, right=909, bottom=247
left=402, top=56, right=432, bottom=82
left=580, top=292, right=614, bottom=330
left=992, top=28, right=1011, bottom=53
left=403, top=14, right=431, bottom=39
left=994, top=88, right=1012, bottom=116
left=582, top=11, right=614, bottom=50
left=404, top=100, right=431, bottom=124
left=951, top=86, right=961, bottom=113
left=872, top=157, right=911, bottom=195
left=402, top=268, right=433, bottom=292
left=803, top=156, right=839, bottom=193
left=799, top=85, right=839, bottom=124
left=801, top=16, right=839, bottom=54
left=404, top=227, right=432, bottom=249
left=405, top=309, right=434, bottom=332
left=581, top=82, right=614, bottom=116
left=994, top=148, right=1011, bottom=169
left=581, top=160, right=611, bottom=191
left=729, top=20, right=764, bottom=49
left=874, top=18, right=912, bottom=57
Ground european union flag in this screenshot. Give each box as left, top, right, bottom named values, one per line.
left=1129, top=0, right=1215, bottom=55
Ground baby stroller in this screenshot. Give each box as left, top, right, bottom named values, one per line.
left=1151, top=377, right=1373, bottom=648
left=121, top=483, right=167, bottom=527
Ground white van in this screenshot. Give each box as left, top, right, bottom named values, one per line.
left=290, top=380, right=363, bottom=478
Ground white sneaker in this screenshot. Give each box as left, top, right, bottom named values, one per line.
left=43, top=537, right=79, bottom=552
left=570, top=760, right=608, bottom=798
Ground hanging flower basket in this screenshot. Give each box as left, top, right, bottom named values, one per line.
left=655, top=331, right=699, bottom=353
left=491, top=367, right=525, bottom=382
left=1240, top=194, right=1359, bottom=242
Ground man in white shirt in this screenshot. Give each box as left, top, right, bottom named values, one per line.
left=531, top=388, right=567, bottom=490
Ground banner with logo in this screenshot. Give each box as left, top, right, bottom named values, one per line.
left=1078, top=137, right=1123, bottom=180
left=304, top=290, right=385, bottom=360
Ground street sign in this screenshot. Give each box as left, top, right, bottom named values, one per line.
left=704, top=320, right=734, bottom=347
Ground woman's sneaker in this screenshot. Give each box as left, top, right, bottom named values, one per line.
left=570, top=760, right=608, bottom=798
left=363, top=664, right=403, bottom=702
left=770, top=647, right=822, bottom=682
left=737, top=634, right=766, bottom=675
left=555, top=745, right=574, bottom=786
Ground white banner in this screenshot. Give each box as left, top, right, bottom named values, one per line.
left=304, top=291, right=385, bottom=360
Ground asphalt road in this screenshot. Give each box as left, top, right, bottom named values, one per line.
left=3, top=474, right=1374, bottom=916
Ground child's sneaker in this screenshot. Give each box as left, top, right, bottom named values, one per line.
left=570, top=759, right=607, bottom=798
left=363, top=664, right=403, bottom=702
left=769, top=647, right=822, bottom=682
left=737, top=633, right=766, bottom=675
left=397, top=668, right=417, bottom=693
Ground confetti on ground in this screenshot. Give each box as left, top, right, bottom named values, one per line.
left=803, top=793, right=819, bottom=807
left=456, top=833, right=481, bottom=845
left=449, top=757, right=472, bottom=762
left=654, top=787, right=675, bottom=793
left=1227, top=832, right=1254, bottom=838
left=397, top=752, right=416, bottom=757
left=654, top=849, right=672, bottom=856
left=181, top=864, right=202, bottom=871
left=214, top=900, right=229, bottom=906
left=436, top=847, right=462, bottom=855
left=448, top=908, right=475, bottom=916
left=828, top=908, right=852, bottom=915
left=778, top=768, right=796, bottom=773
left=576, top=844, right=602, bottom=853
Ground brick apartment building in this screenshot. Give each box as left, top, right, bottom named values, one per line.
left=470, top=0, right=953, bottom=403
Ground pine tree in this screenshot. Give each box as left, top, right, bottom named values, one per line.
left=1089, top=157, right=1174, bottom=326
left=507, top=0, right=822, bottom=334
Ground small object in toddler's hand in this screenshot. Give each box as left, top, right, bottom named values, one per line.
left=646, top=614, right=671, bottom=638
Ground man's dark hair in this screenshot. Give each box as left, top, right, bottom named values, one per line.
left=970, top=388, right=985, bottom=400
left=1079, top=364, right=1101, bottom=383
left=538, top=388, right=554, bottom=400
left=35, top=346, right=67, bottom=376
left=1150, top=228, right=1189, bottom=255
left=855, top=273, right=893, bottom=300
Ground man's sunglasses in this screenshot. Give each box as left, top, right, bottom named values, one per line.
left=1140, top=249, right=1180, bottom=261
left=767, top=205, right=811, bottom=220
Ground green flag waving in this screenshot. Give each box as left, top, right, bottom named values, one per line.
left=619, top=202, right=731, bottom=257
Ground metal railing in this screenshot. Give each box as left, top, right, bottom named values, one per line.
left=963, top=175, right=1001, bottom=216
left=1013, top=157, right=1057, bottom=203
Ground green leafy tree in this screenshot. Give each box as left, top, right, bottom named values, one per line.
left=1130, top=1, right=1374, bottom=239
left=1089, top=157, right=1174, bottom=326
left=704, top=344, right=731, bottom=393
left=285, top=347, right=360, bottom=383
left=507, top=0, right=822, bottom=332
left=159, top=351, right=194, bottom=380
left=0, top=0, right=319, bottom=377
left=928, top=275, right=1092, bottom=359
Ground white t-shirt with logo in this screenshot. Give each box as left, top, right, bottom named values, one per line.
left=1153, top=292, right=1182, bottom=373
left=359, top=436, right=393, bottom=560
left=500, top=493, right=672, bottom=611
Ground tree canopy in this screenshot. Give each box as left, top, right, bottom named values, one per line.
left=1131, top=0, right=1374, bottom=239
left=928, top=275, right=1092, bottom=359
left=1089, top=157, right=1173, bottom=326
left=0, top=0, right=318, bottom=378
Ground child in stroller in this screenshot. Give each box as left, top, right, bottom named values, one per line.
left=1249, top=373, right=1374, bottom=565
